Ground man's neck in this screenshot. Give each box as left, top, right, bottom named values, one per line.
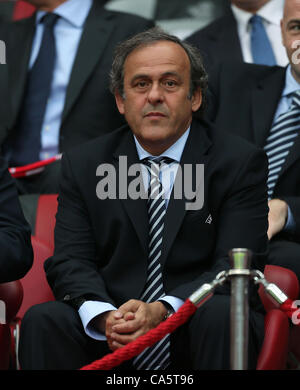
left=231, top=0, right=269, bottom=14
left=36, top=0, right=68, bottom=12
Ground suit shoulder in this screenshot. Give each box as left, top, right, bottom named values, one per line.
left=104, top=9, right=154, bottom=28
left=66, top=125, right=128, bottom=162
left=218, top=61, right=283, bottom=77
left=214, top=130, right=265, bottom=161
left=208, top=61, right=284, bottom=90
left=187, top=14, right=232, bottom=43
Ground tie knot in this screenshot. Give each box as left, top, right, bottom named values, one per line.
left=291, top=90, right=300, bottom=109
left=142, top=157, right=173, bottom=176
left=41, top=13, right=59, bottom=28
left=249, top=14, right=263, bottom=26
left=142, top=157, right=174, bottom=181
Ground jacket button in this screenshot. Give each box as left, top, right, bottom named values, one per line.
left=63, top=294, right=71, bottom=301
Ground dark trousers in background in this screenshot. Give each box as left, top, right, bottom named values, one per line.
left=268, top=239, right=300, bottom=288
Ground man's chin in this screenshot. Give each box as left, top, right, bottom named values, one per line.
left=137, top=133, right=171, bottom=155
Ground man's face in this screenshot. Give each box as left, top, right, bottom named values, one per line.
left=115, top=41, right=202, bottom=155
left=231, top=0, right=270, bottom=13
left=281, top=0, right=300, bottom=83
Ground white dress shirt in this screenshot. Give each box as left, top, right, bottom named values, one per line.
left=231, top=0, right=288, bottom=67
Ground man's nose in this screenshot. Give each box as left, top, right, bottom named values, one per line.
left=147, top=83, right=164, bottom=105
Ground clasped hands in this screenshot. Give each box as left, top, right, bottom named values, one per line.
left=94, top=200, right=287, bottom=351
left=97, top=299, right=168, bottom=351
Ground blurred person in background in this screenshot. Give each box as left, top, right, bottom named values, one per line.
left=0, top=0, right=154, bottom=194
left=187, top=0, right=288, bottom=69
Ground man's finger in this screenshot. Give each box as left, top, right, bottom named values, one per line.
left=112, top=318, right=140, bottom=334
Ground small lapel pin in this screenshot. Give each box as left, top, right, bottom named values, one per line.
left=205, top=214, right=212, bottom=224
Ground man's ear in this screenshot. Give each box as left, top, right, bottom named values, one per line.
left=115, top=90, right=125, bottom=115
left=191, top=87, right=202, bottom=112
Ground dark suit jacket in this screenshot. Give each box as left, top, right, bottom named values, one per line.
left=0, top=156, right=33, bottom=282
left=44, top=118, right=268, bottom=310
left=186, top=9, right=243, bottom=70
left=0, top=0, right=154, bottom=152
left=206, top=62, right=300, bottom=240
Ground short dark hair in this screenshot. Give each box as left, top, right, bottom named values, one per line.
left=109, top=27, right=208, bottom=114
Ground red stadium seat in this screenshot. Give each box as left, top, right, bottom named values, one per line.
left=0, top=281, right=23, bottom=369
left=10, top=194, right=58, bottom=369
left=12, top=1, right=35, bottom=21
left=257, top=265, right=300, bottom=370
left=34, top=194, right=58, bottom=251
left=16, top=236, right=54, bottom=320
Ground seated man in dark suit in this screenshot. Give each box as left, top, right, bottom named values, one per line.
left=186, top=0, right=288, bottom=69
left=204, top=0, right=300, bottom=282
left=19, top=27, right=268, bottom=370
left=0, top=156, right=33, bottom=282
left=0, top=0, right=154, bottom=194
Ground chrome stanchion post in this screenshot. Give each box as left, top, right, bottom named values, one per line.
left=228, top=248, right=252, bottom=370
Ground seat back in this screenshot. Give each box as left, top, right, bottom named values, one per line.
left=257, top=309, right=290, bottom=370
left=15, top=194, right=58, bottom=318
left=34, top=194, right=58, bottom=251
left=256, top=265, right=299, bottom=370
left=259, top=264, right=299, bottom=312
left=17, top=236, right=54, bottom=319
left=0, top=281, right=23, bottom=323
left=0, top=281, right=23, bottom=369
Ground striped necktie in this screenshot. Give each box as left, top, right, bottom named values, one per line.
left=133, top=157, right=173, bottom=370
left=264, top=90, right=300, bottom=198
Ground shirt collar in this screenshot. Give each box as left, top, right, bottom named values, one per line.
left=134, top=127, right=190, bottom=162
left=35, top=0, right=93, bottom=28
left=258, top=0, right=284, bottom=26
left=282, top=64, right=300, bottom=97
left=231, top=0, right=284, bottom=31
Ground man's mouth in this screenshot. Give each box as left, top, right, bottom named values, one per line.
left=144, top=112, right=166, bottom=117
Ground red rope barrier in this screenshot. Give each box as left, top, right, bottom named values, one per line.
left=80, top=298, right=197, bottom=370
left=9, top=154, right=62, bottom=178
left=280, top=298, right=300, bottom=322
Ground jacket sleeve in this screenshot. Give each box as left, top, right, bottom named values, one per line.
left=0, top=157, right=33, bottom=282
left=44, top=153, right=115, bottom=307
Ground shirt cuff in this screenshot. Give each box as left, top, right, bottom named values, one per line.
left=284, top=205, right=296, bottom=232
left=78, top=301, right=116, bottom=340
left=79, top=297, right=184, bottom=341
left=159, top=295, right=184, bottom=313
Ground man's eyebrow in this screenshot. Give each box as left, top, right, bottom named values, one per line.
left=130, top=72, right=183, bottom=83
left=161, top=71, right=183, bottom=80
left=287, top=19, right=300, bottom=26
left=130, top=74, right=149, bottom=83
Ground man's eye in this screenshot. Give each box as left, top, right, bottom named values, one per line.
left=164, top=80, right=176, bottom=87
left=136, top=81, right=148, bottom=88
left=290, top=24, right=300, bottom=31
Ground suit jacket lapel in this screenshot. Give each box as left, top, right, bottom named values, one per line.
left=160, top=120, right=212, bottom=267
left=251, top=67, right=286, bottom=147
left=62, top=3, right=115, bottom=122
left=113, top=129, right=149, bottom=255
left=212, top=11, right=243, bottom=63
left=8, top=16, right=35, bottom=122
